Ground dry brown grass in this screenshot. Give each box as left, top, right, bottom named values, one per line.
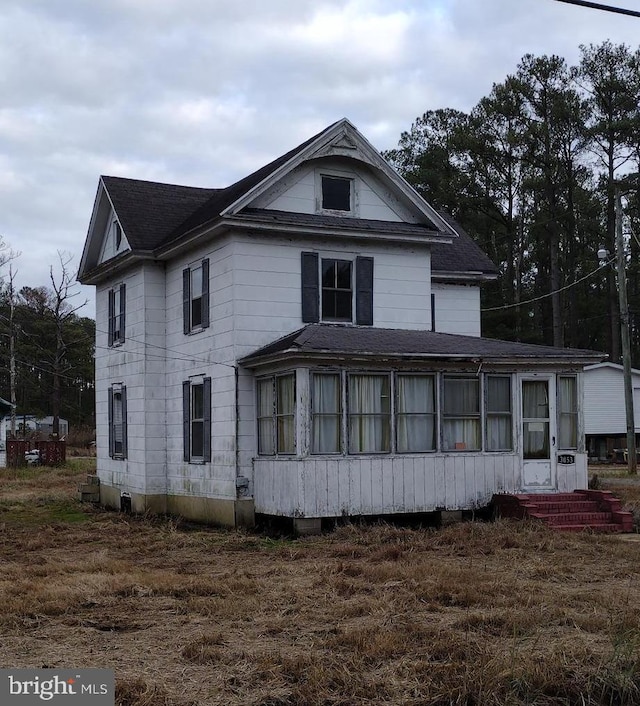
left=2, top=463, right=640, bottom=705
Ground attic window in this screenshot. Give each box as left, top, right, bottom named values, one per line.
left=321, top=175, right=352, bottom=212
left=113, top=221, right=122, bottom=250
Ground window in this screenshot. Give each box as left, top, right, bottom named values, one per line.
left=558, top=376, right=577, bottom=450
left=348, top=374, right=390, bottom=453
left=322, top=259, right=352, bottom=321
left=257, top=374, right=296, bottom=455
left=396, top=374, right=436, bottom=452
left=486, top=376, right=512, bottom=451
left=182, top=377, right=211, bottom=462
left=108, top=384, right=127, bottom=459
left=113, top=220, right=123, bottom=250
left=442, top=376, right=481, bottom=451
left=311, top=373, right=342, bottom=454
left=183, top=259, right=210, bottom=334
left=321, top=175, right=352, bottom=212
left=108, top=284, right=126, bottom=346
left=301, top=252, right=373, bottom=325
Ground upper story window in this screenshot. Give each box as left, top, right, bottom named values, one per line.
left=322, top=259, right=352, bottom=321
left=113, top=220, right=123, bottom=250
left=183, top=258, right=210, bottom=334
left=301, top=252, right=373, bottom=326
left=108, top=283, right=126, bottom=346
left=321, top=175, right=352, bottom=212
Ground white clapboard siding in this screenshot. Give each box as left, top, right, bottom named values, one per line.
left=431, top=284, right=481, bottom=336
left=583, top=363, right=640, bottom=435
left=253, top=453, right=589, bottom=517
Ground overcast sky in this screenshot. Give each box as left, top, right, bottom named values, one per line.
left=2, top=0, right=639, bottom=318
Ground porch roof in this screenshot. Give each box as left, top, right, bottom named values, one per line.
left=239, top=324, right=606, bottom=368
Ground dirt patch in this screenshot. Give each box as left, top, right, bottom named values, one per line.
left=2, top=463, right=640, bottom=705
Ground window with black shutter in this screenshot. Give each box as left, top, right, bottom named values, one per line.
left=108, top=283, right=126, bottom=346
left=183, top=377, right=212, bottom=462
left=108, top=384, right=127, bottom=459
left=183, top=259, right=210, bottom=334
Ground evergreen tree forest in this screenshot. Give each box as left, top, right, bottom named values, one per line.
left=0, top=255, right=95, bottom=434
left=385, top=41, right=640, bottom=363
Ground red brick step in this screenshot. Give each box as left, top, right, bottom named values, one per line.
left=493, top=490, right=634, bottom=533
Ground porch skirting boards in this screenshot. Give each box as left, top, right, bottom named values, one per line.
left=98, top=483, right=255, bottom=528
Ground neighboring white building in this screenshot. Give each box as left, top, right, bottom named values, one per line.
left=583, top=362, right=640, bottom=461
left=78, top=119, right=603, bottom=532
left=0, top=415, right=69, bottom=440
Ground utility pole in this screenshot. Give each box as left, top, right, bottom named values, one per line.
left=615, top=185, right=637, bottom=474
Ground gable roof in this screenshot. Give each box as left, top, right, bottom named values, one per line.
left=79, top=119, right=495, bottom=282
left=431, top=212, right=498, bottom=278
left=239, top=323, right=604, bottom=368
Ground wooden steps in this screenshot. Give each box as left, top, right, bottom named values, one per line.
left=493, top=490, right=634, bottom=533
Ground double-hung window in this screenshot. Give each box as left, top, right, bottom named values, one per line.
left=108, top=384, right=127, bottom=459
left=442, top=376, right=481, bottom=451
left=311, top=372, right=342, bottom=454
left=257, top=374, right=296, bottom=455
left=396, top=374, right=436, bottom=452
left=108, top=283, right=126, bottom=346
left=183, top=377, right=211, bottom=462
left=183, top=259, right=210, bottom=334
left=485, top=376, right=513, bottom=451
left=558, top=375, right=578, bottom=450
left=301, top=252, right=373, bottom=325
left=348, top=373, right=390, bottom=454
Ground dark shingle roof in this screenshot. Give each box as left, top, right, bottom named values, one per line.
left=101, top=176, right=216, bottom=251
left=239, top=324, right=604, bottom=366
left=431, top=212, right=498, bottom=276
left=235, top=208, right=440, bottom=238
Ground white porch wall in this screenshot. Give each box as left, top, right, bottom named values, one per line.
left=431, top=283, right=481, bottom=336
left=253, top=453, right=588, bottom=518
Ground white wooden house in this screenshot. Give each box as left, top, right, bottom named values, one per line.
left=583, top=362, right=640, bottom=461
left=78, top=119, right=603, bottom=532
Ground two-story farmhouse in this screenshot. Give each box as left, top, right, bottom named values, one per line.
left=79, top=119, right=603, bottom=532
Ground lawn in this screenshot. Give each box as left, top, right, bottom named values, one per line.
left=1, top=461, right=640, bottom=705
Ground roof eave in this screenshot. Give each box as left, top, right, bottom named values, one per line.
left=432, top=271, right=499, bottom=283
left=240, top=348, right=604, bottom=370
left=78, top=250, right=154, bottom=285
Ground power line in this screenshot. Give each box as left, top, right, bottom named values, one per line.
left=481, top=255, right=615, bottom=312
left=553, top=0, right=640, bottom=18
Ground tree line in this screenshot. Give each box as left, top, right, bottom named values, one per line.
left=0, top=250, right=95, bottom=437
left=385, top=41, right=640, bottom=362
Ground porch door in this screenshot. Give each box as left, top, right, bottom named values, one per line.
left=521, top=376, right=556, bottom=490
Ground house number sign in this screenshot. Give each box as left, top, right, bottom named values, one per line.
left=557, top=454, right=575, bottom=465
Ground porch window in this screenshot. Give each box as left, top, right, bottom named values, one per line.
left=558, top=376, right=578, bottom=450
left=257, top=374, right=296, bottom=455
left=183, top=259, right=210, bottom=334
left=182, top=377, right=211, bottom=462
left=486, top=376, right=512, bottom=451
left=442, top=376, right=481, bottom=451
left=348, top=373, right=390, bottom=453
left=311, top=372, right=342, bottom=454
left=108, top=384, right=127, bottom=459
left=396, top=374, right=435, bottom=452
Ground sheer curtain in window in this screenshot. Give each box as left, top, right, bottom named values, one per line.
left=522, top=380, right=549, bottom=459
left=277, top=375, right=295, bottom=453
left=312, top=373, right=341, bottom=453
left=396, top=375, right=435, bottom=452
left=486, top=376, right=512, bottom=451
left=558, top=376, right=577, bottom=449
left=348, top=374, right=390, bottom=453
left=257, top=379, right=274, bottom=455
left=443, top=377, right=480, bottom=450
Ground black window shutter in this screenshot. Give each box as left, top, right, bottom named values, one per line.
left=108, top=290, right=115, bottom=346
left=121, top=385, right=128, bottom=459
left=431, top=292, right=436, bottom=332
left=355, top=256, right=374, bottom=326
left=183, top=268, right=191, bottom=335
left=119, top=283, right=126, bottom=344
left=201, top=259, right=210, bottom=329
left=183, top=381, right=191, bottom=461
left=203, top=377, right=212, bottom=462
left=301, top=252, right=319, bottom=323
left=108, top=386, right=114, bottom=458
